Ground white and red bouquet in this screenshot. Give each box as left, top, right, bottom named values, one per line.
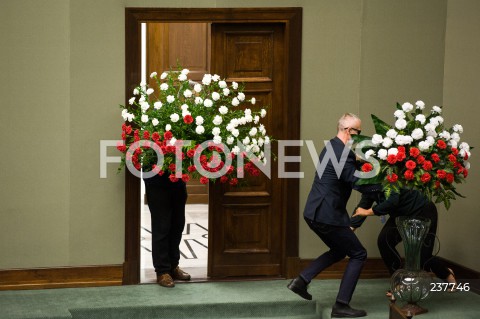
left=117, top=68, right=271, bottom=186
left=356, top=101, right=471, bottom=209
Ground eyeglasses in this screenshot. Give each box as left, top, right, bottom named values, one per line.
left=345, top=127, right=362, bottom=135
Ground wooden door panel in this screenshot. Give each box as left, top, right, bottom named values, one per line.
left=209, top=23, right=284, bottom=278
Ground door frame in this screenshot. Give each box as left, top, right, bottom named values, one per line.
left=124, top=7, right=302, bottom=285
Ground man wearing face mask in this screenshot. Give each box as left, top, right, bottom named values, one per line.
left=288, top=113, right=368, bottom=318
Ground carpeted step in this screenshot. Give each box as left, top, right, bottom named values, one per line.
left=69, top=300, right=317, bottom=319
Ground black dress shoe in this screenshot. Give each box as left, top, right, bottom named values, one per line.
left=287, top=276, right=312, bottom=300
left=331, top=302, right=366, bottom=318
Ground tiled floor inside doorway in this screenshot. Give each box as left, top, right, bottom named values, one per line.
left=141, top=204, right=208, bottom=283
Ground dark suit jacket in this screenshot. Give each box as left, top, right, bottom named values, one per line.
left=303, top=136, right=359, bottom=226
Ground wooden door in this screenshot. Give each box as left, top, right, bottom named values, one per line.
left=208, top=23, right=285, bottom=278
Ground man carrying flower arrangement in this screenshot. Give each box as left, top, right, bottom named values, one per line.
left=117, top=68, right=271, bottom=287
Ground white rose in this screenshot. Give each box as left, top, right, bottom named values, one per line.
left=371, top=134, right=383, bottom=145
left=232, top=129, right=240, bottom=137
left=133, top=88, right=139, bottom=95
left=165, top=124, right=171, bottom=131
left=448, top=140, right=458, bottom=148
left=160, top=72, right=168, bottom=79
left=150, top=72, right=157, bottom=78
left=202, top=74, right=212, bottom=85
left=459, top=142, right=470, bottom=151
left=382, top=137, right=393, bottom=148
left=395, top=118, right=407, bottom=130
left=169, top=137, right=177, bottom=146
left=232, top=81, right=238, bottom=89
left=394, top=110, right=406, bottom=119
left=264, top=136, right=270, bottom=145
left=141, top=114, right=149, bottom=123
left=182, top=110, right=191, bottom=118
left=258, top=137, right=264, bottom=147
left=464, top=161, right=471, bottom=169
left=160, top=83, right=169, bottom=91
left=401, top=102, right=414, bottom=112
left=249, top=127, right=258, bottom=136
left=426, top=136, right=435, bottom=146
left=181, top=68, right=190, bottom=75
left=219, top=80, right=227, bottom=88
left=166, top=95, right=175, bottom=103
left=212, top=74, right=220, bottom=82
left=213, top=135, right=222, bottom=144
left=140, top=81, right=146, bottom=88
left=213, top=115, right=222, bottom=125
left=237, top=92, right=246, bottom=101
left=196, top=116, right=204, bottom=125
left=365, top=149, right=375, bottom=160
left=180, top=104, right=189, bottom=111
left=140, top=102, right=150, bottom=112
left=419, top=141, right=430, bottom=151
left=232, top=146, right=240, bottom=154
left=232, top=97, right=240, bottom=106
left=204, top=99, right=213, bottom=107
left=424, top=123, right=436, bottom=132
left=415, top=114, right=426, bottom=124
left=195, top=97, right=203, bottom=105
left=386, top=129, right=398, bottom=139
left=251, top=97, right=256, bottom=105
left=212, top=92, right=220, bottom=101
left=260, top=109, right=267, bottom=118
left=139, top=96, right=145, bottom=102
left=126, top=113, right=134, bottom=122
left=378, top=149, right=388, bottom=160
left=411, top=128, right=424, bottom=140
left=223, top=88, right=230, bottom=96
left=226, top=136, right=234, bottom=145
left=453, top=124, right=463, bottom=133
left=439, top=131, right=451, bottom=140
left=195, top=125, right=205, bottom=134
left=243, top=136, right=250, bottom=145
left=170, top=113, right=179, bottom=123
left=178, top=73, right=187, bottom=81
left=183, top=89, right=193, bottom=98
left=219, top=105, right=228, bottom=115
left=128, top=97, right=135, bottom=105
left=152, top=118, right=159, bottom=126
left=254, top=115, right=260, bottom=124
left=387, top=148, right=398, bottom=156
left=154, top=101, right=162, bottom=109
left=395, top=135, right=413, bottom=145
left=432, top=106, right=442, bottom=113
left=451, top=132, right=460, bottom=142
left=212, top=127, right=221, bottom=136
left=194, top=84, right=202, bottom=93
left=434, top=116, right=444, bottom=124
left=415, top=100, right=425, bottom=110
left=146, top=88, right=154, bottom=95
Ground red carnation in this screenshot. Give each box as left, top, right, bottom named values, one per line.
left=143, top=131, right=150, bottom=140
left=405, top=160, right=416, bottom=170
left=448, top=154, right=457, bottom=163
left=182, top=174, right=190, bottom=183
left=436, top=169, right=447, bottom=179
left=420, top=173, right=431, bottom=183
left=451, top=147, right=459, bottom=156
left=158, top=170, right=164, bottom=176
left=168, top=163, right=176, bottom=172
left=125, top=125, right=132, bottom=134
left=397, top=146, right=406, bottom=153
left=116, top=142, right=127, bottom=153
left=431, top=153, right=440, bottom=163
left=187, top=149, right=195, bottom=158
left=434, top=181, right=441, bottom=189
left=404, top=170, right=415, bottom=181
left=199, top=176, right=209, bottom=184
left=183, top=114, right=194, bottom=124
left=187, top=165, right=196, bottom=172
left=437, top=140, right=447, bottom=150
left=361, top=163, right=373, bottom=172
left=422, top=160, right=433, bottom=171
left=416, top=155, right=425, bottom=164
left=164, top=131, right=173, bottom=140
left=396, top=152, right=406, bottom=162
left=387, top=154, right=397, bottom=165
left=169, top=174, right=179, bottom=183
left=446, top=173, right=454, bottom=184
left=220, top=176, right=229, bottom=183
left=386, top=173, right=398, bottom=183
left=152, top=132, right=160, bottom=141
left=121, top=132, right=127, bottom=140
left=409, top=147, right=420, bottom=158
left=229, top=178, right=239, bottom=186
left=463, top=169, right=468, bottom=178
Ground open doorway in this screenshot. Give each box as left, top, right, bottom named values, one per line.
left=140, top=22, right=211, bottom=283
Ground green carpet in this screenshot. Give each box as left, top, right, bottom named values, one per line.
left=0, top=279, right=478, bottom=318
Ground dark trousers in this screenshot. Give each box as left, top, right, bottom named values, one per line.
left=300, top=218, right=367, bottom=304
left=144, top=180, right=187, bottom=275
left=378, top=202, right=450, bottom=279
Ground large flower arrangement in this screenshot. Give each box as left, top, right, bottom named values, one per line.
left=117, top=68, right=270, bottom=185
left=356, top=101, right=471, bottom=209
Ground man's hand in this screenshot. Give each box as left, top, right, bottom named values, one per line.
left=352, top=207, right=374, bottom=217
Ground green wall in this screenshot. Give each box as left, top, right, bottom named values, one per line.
left=0, top=0, right=478, bottom=272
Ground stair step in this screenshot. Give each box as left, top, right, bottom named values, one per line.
left=186, top=184, right=209, bottom=195
left=69, top=300, right=317, bottom=319
left=187, top=194, right=209, bottom=204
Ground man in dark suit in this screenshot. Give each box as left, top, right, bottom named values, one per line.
left=288, top=113, right=367, bottom=318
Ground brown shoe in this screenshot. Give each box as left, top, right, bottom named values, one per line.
left=172, top=266, right=191, bottom=281
left=157, top=273, right=175, bottom=288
